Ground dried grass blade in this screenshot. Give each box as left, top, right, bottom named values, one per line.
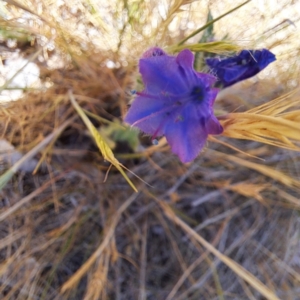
left=221, top=130, right=298, bottom=150
left=3, top=0, right=51, bottom=24
left=221, top=112, right=300, bottom=151
left=208, top=136, right=263, bottom=160
left=61, top=191, right=139, bottom=293
left=85, top=0, right=109, bottom=32
left=170, top=41, right=241, bottom=54
left=0, top=171, right=67, bottom=222
left=157, top=200, right=280, bottom=300
left=0, top=117, right=75, bottom=191
left=214, top=152, right=300, bottom=189
left=246, top=89, right=299, bottom=115
left=224, top=113, right=300, bottom=132
left=0, top=47, right=43, bottom=93
left=69, top=91, right=138, bottom=192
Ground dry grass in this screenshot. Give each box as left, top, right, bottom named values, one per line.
left=1, top=0, right=300, bottom=299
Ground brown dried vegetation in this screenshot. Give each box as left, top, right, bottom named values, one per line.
left=0, top=1, right=300, bottom=299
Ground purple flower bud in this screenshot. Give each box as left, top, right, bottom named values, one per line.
left=206, top=49, right=276, bottom=87
left=125, top=47, right=223, bottom=163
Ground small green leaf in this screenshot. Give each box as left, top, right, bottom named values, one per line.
left=102, top=119, right=139, bottom=151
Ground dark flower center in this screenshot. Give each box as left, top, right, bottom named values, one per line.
left=191, top=86, right=205, bottom=102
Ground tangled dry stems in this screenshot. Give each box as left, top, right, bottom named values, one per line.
left=1, top=0, right=300, bottom=299
left=1, top=62, right=300, bottom=298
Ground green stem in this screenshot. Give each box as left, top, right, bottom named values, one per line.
left=177, top=0, right=251, bottom=46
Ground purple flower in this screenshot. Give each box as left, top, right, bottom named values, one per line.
left=124, top=47, right=223, bottom=163
left=206, top=49, right=276, bottom=87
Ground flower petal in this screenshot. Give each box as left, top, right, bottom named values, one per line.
left=205, top=115, right=223, bottom=135
left=208, top=88, right=219, bottom=107
left=206, top=49, right=276, bottom=87
left=176, top=49, right=194, bottom=69
left=219, top=65, right=250, bottom=86
left=165, top=122, right=207, bottom=163
left=255, top=49, right=276, bottom=69
left=139, top=52, right=187, bottom=94
left=196, top=72, right=217, bottom=87
left=164, top=102, right=208, bottom=163
left=124, top=93, right=179, bottom=137
left=176, top=49, right=199, bottom=87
